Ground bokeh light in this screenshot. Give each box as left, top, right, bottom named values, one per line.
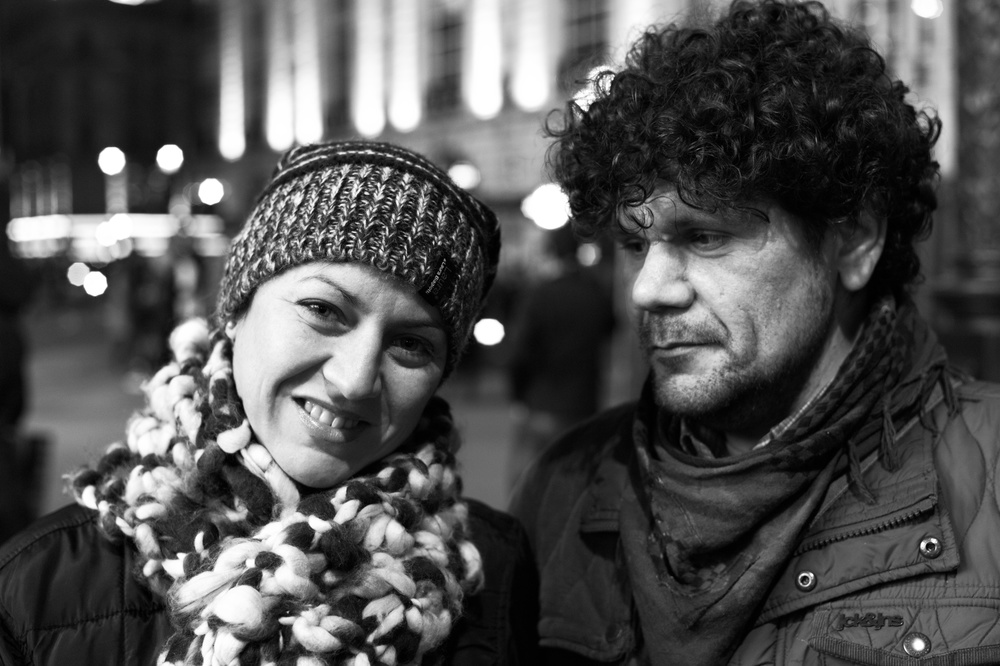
left=473, top=318, right=505, bottom=346
left=97, top=147, right=126, bottom=176
left=448, top=162, right=482, bottom=190
left=521, top=183, right=570, bottom=230
left=156, top=144, right=184, bottom=174
left=198, top=178, right=225, bottom=205
left=66, top=262, right=90, bottom=287
left=911, top=0, right=943, bottom=19
left=82, top=271, right=108, bottom=297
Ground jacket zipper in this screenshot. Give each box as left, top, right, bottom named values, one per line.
left=792, top=497, right=935, bottom=557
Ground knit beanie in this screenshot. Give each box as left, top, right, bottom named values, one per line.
left=215, top=140, right=501, bottom=376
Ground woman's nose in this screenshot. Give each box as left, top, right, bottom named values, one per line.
left=629, top=245, right=695, bottom=312
left=322, top=331, right=383, bottom=401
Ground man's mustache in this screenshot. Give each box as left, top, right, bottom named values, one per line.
left=638, top=315, right=725, bottom=350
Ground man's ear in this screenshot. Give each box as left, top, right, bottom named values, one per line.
left=836, top=211, right=886, bottom=292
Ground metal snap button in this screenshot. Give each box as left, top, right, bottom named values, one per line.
left=919, top=536, right=942, bottom=559
left=903, top=632, right=931, bottom=657
left=795, top=570, right=817, bottom=591
left=604, top=623, right=624, bottom=643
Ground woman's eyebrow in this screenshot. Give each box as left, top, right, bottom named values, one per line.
left=303, top=274, right=444, bottom=332
left=301, top=275, right=363, bottom=309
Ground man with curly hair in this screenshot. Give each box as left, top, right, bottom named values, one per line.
left=509, top=1, right=1000, bottom=664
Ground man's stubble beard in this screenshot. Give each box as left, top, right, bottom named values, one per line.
left=641, top=304, right=836, bottom=437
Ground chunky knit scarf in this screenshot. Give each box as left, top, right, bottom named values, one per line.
left=68, top=319, right=484, bottom=666
left=622, top=296, right=959, bottom=665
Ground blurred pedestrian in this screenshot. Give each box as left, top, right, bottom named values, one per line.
left=0, top=232, right=32, bottom=432
left=0, top=141, right=538, bottom=665
left=505, top=225, right=615, bottom=489
left=0, top=231, right=40, bottom=544
left=167, top=231, right=206, bottom=323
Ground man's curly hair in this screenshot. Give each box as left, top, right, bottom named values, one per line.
left=546, top=0, right=941, bottom=295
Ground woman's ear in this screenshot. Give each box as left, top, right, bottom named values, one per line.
left=836, top=211, right=887, bottom=292
left=225, top=320, right=238, bottom=340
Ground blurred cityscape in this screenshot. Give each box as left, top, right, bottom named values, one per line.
left=1, top=0, right=998, bottom=521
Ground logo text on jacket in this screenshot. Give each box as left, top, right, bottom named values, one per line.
left=833, top=612, right=904, bottom=631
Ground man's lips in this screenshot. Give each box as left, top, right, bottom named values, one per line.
left=298, top=398, right=366, bottom=429
left=650, top=340, right=715, bottom=351
left=658, top=341, right=709, bottom=349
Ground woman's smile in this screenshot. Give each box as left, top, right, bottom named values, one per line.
left=296, top=397, right=365, bottom=435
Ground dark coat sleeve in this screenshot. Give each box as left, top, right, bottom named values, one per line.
left=437, top=499, right=540, bottom=666
left=0, top=242, right=33, bottom=314
left=0, top=504, right=170, bottom=666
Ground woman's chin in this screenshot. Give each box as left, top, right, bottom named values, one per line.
left=275, top=453, right=352, bottom=491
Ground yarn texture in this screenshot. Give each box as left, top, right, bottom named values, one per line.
left=68, top=319, right=484, bottom=666
left=214, top=141, right=501, bottom=377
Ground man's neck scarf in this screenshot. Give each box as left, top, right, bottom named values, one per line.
left=68, top=320, right=483, bottom=666
left=620, top=296, right=958, bottom=665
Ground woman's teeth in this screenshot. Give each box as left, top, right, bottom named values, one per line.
left=303, top=400, right=360, bottom=429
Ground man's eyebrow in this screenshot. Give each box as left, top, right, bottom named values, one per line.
left=612, top=225, right=645, bottom=240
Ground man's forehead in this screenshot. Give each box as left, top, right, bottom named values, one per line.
left=616, top=187, right=761, bottom=233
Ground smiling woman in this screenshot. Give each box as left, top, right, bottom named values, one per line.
left=228, top=262, right=449, bottom=490
left=0, top=142, right=539, bottom=665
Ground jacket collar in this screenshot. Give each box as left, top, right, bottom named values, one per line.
left=578, top=415, right=633, bottom=534
left=577, top=381, right=957, bottom=613
left=758, top=383, right=958, bottom=623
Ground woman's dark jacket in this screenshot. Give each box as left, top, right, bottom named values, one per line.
left=0, top=498, right=538, bottom=665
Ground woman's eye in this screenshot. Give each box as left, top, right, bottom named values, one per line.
left=300, top=300, right=344, bottom=323
left=392, top=335, right=437, bottom=366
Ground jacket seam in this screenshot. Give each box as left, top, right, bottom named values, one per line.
left=119, top=549, right=127, bottom=666
left=492, top=522, right=519, bottom=664
left=0, top=510, right=93, bottom=571
left=27, top=604, right=168, bottom=635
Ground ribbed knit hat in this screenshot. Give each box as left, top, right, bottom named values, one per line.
left=215, top=140, right=501, bottom=375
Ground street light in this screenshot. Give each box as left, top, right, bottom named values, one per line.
left=98, top=147, right=128, bottom=214
left=97, top=147, right=126, bottom=176
left=156, top=144, right=184, bottom=174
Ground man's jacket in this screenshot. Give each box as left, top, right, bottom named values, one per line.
left=510, top=376, right=1000, bottom=665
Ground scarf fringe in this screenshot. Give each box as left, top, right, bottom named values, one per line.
left=67, top=318, right=483, bottom=666
left=849, top=357, right=965, bottom=505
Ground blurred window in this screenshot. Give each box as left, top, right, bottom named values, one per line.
left=325, top=0, right=354, bottom=130
left=559, top=0, right=609, bottom=91
left=426, top=3, right=463, bottom=115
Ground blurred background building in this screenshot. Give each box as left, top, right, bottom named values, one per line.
left=0, top=0, right=997, bottom=516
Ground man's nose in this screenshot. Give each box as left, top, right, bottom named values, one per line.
left=322, top=331, right=383, bottom=401
left=629, top=245, right=694, bottom=312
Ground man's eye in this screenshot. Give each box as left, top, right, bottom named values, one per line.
left=617, top=237, right=647, bottom=254
left=688, top=232, right=729, bottom=251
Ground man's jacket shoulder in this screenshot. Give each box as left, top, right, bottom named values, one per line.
left=523, top=403, right=634, bottom=481
left=510, top=403, right=634, bottom=528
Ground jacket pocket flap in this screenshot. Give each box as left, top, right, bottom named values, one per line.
left=810, top=635, right=1000, bottom=665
